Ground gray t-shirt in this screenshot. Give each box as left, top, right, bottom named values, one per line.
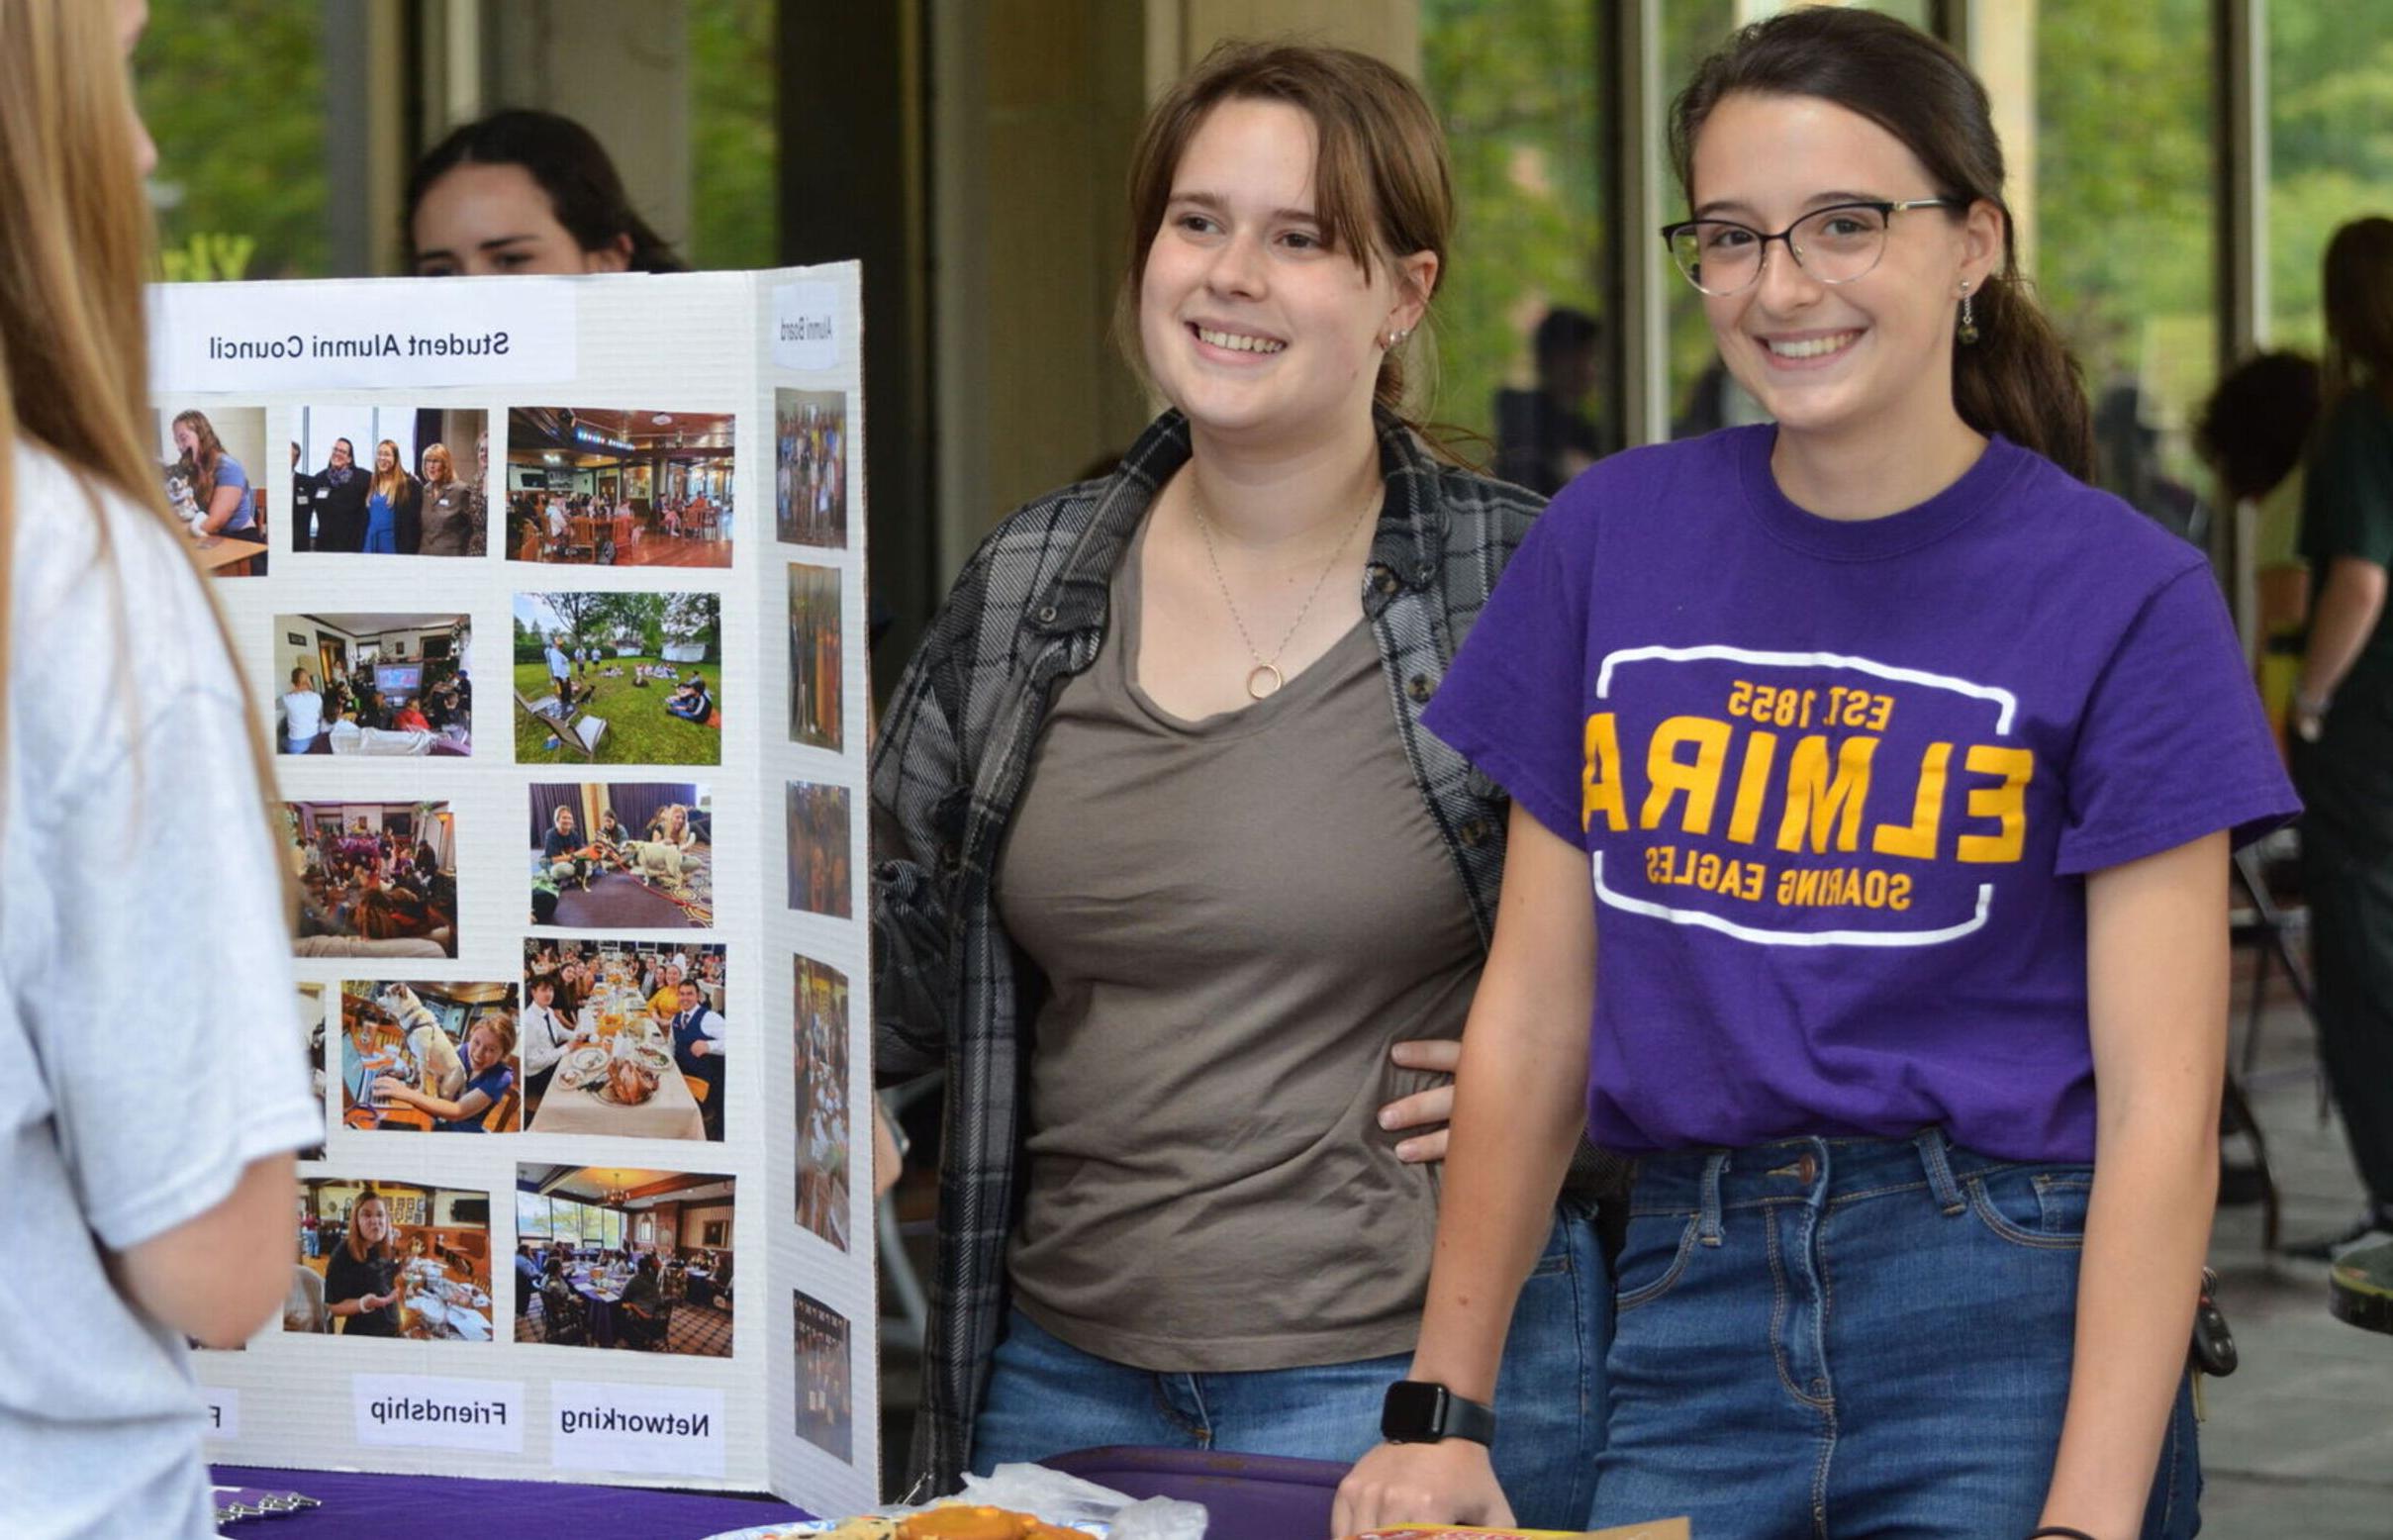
left=1, top=443, right=320, bottom=1540
left=997, top=520, right=1482, bottom=1371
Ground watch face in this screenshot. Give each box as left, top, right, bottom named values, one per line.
left=1383, top=1380, right=1448, bottom=1438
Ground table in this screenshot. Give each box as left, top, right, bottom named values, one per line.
left=529, top=1015, right=707, bottom=1141
left=684, top=1268, right=715, bottom=1308
left=192, top=533, right=269, bottom=575
left=212, top=1465, right=810, bottom=1538
left=573, top=1274, right=627, bottom=1347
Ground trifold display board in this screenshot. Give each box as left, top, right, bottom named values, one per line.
left=155, top=267, right=876, bottom=1513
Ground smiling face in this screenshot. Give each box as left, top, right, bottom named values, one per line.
left=1137, top=98, right=1427, bottom=447
left=411, top=161, right=631, bottom=277
left=1686, top=92, right=1997, bottom=446
left=374, top=440, right=397, bottom=475
left=464, top=1022, right=503, bottom=1074
left=330, top=438, right=353, bottom=471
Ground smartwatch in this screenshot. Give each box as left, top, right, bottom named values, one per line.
left=1380, top=1380, right=1496, bottom=1445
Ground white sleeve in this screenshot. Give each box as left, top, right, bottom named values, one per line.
left=702, top=1010, right=727, bottom=1056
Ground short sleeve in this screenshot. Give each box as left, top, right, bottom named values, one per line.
left=1422, top=504, right=1592, bottom=846
left=217, top=455, right=251, bottom=494
left=2054, top=564, right=2301, bottom=875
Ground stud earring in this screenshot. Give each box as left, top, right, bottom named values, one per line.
left=1386, top=327, right=1411, bottom=349
left=1958, top=282, right=1979, bottom=346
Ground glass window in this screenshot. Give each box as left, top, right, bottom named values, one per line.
left=1422, top=0, right=1610, bottom=491
left=2036, top=0, right=2215, bottom=531
left=2267, top=2, right=2393, bottom=351
left=140, top=1, right=331, bottom=280
left=688, top=0, right=779, bottom=269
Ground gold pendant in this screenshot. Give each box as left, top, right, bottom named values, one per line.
left=1245, top=663, right=1286, bottom=700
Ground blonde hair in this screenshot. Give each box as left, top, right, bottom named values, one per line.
left=469, top=1009, right=519, bottom=1062
left=421, top=441, right=454, bottom=487
left=370, top=437, right=412, bottom=505
left=170, top=408, right=229, bottom=509
left=0, top=1, right=279, bottom=859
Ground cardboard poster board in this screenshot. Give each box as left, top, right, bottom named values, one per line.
left=154, top=266, right=876, bottom=1514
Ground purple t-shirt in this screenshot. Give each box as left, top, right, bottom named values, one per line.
left=1426, top=427, right=2299, bottom=1161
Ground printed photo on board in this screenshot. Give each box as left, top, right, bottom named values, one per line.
left=506, top=407, right=733, bottom=567
left=290, top=1180, right=495, bottom=1342
left=155, top=405, right=269, bottom=577
left=513, top=591, right=721, bottom=765
left=515, top=1166, right=736, bottom=1357
left=794, top=956, right=851, bottom=1251
left=290, top=406, right=488, bottom=555
left=521, top=939, right=727, bottom=1144
left=338, top=981, right=522, bottom=1133
left=774, top=389, right=846, bottom=548
left=298, top=985, right=328, bottom=1162
left=288, top=802, right=459, bottom=958
left=792, top=1289, right=853, bottom=1462
left=274, top=613, right=474, bottom=756
left=787, top=563, right=842, bottom=753
left=785, top=782, right=851, bottom=919
left=529, top=783, right=715, bottom=930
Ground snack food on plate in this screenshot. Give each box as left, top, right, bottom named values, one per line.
left=893, top=1506, right=1093, bottom=1540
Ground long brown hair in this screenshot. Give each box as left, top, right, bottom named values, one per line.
left=1118, top=40, right=1452, bottom=424
left=2320, top=216, right=2393, bottom=409
left=170, top=408, right=228, bottom=509
left=345, top=1192, right=397, bottom=1264
left=1670, top=8, right=2093, bottom=479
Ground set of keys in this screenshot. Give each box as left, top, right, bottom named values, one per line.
left=2188, top=1265, right=2238, bottom=1419
left=211, top=1487, right=323, bottom=1525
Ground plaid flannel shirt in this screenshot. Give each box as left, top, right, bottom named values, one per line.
left=869, top=407, right=1632, bottom=1492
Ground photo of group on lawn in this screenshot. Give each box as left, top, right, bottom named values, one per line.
left=290, top=1181, right=495, bottom=1342
left=513, top=591, right=721, bottom=765
left=289, top=405, right=488, bottom=555
left=275, top=613, right=472, bottom=756
left=529, top=782, right=715, bottom=930
left=794, top=956, right=850, bottom=1252
left=506, top=407, right=732, bottom=567
left=288, top=802, right=459, bottom=958
left=788, top=563, right=842, bottom=753
left=338, top=981, right=522, bottom=1134
left=774, top=390, right=846, bottom=548
left=521, top=939, right=726, bottom=1143
left=515, top=1168, right=735, bottom=1357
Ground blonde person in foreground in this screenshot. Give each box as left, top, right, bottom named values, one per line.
left=1338, top=10, right=2297, bottom=1540
left=0, top=4, right=321, bottom=1538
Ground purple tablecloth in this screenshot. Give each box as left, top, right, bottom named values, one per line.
left=211, top=1465, right=813, bottom=1538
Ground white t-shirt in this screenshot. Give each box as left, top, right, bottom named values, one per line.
left=280, top=688, right=324, bottom=740
left=1, top=442, right=320, bottom=1540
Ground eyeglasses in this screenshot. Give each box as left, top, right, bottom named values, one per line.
left=1660, top=199, right=1962, bottom=296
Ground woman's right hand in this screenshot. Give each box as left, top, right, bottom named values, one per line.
left=1332, top=1439, right=1513, bottom=1536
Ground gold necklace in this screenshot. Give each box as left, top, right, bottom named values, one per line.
left=1188, top=481, right=1379, bottom=700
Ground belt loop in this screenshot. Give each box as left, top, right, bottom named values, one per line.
left=1915, top=1127, right=1965, bottom=1215
left=1698, top=1152, right=1728, bottom=1247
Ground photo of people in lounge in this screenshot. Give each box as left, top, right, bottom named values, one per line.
left=512, top=591, right=721, bottom=765
left=155, top=404, right=268, bottom=576
left=299, top=985, right=328, bottom=1161
left=515, top=1167, right=735, bottom=1356
left=288, top=802, right=459, bottom=958
left=787, top=564, right=842, bottom=753
left=786, top=782, right=852, bottom=919
left=290, top=406, right=488, bottom=555
left=506, top=407, right=732, bottom=567
left=520, top=939, right=726, bottom=1143
left=290, top=1181, right=495, bottom=1341
left=338, top=981, right=521, bottom=1134
left=274, top=614, right=473, bottom=756
left=792, top=1290, right=853, bottom=1462
left=529, top=783, right=715, bottom=930
left=774, top=390, right=846, bottom=548
left=794, top=957, right=850, bottom=1250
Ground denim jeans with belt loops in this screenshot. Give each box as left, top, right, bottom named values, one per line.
left=1590, top=1129, right=2200, bottom=1540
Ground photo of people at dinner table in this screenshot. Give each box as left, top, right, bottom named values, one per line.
left=521, top=939, right=726, bottom=1143
left=514, top=1167, right=734, bottom=1357
left=512, top=590, right=721, bottom=765
left=794, top=956, right=850, bottom=1251
left=274, top=613, right=473, bottom=756
left=506, top=407, right=732, bottom=567
left=287, top=802, right=459, bottom=958
left=528, top=783, right=714, bottom=929
left=288, top=1181, right=495, bottom=1342
left=337, top=981, right=522, bottom=1133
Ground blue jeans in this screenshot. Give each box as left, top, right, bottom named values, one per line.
left=1592, top=1131, right=2201, bottom=1539
left=973, top=1201, right=1608, bottom=1530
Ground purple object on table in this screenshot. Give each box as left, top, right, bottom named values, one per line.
left=210, top=1466, right=812, bottom=1539
left=1043, top=1445, right=1345, bottom=1540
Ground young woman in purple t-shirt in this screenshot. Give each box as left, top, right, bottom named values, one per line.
left=1341, top=11, right=2297, bottom=1540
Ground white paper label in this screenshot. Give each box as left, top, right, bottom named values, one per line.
left=772, top=281, right=842, bottom=372
left=549, top=1381, right=726, bottom=1478
left=148, top=277, right=579, bottom=393
left=352, top=1374, right=526, bottom=1453
left=202, top=1388, right=239, bottom=1440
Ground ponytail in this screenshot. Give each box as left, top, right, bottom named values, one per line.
left=1955, top=271, right=2092, bottom=481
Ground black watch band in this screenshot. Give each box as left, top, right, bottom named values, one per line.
left=1380, top=1379, right=1496, bottom=1445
